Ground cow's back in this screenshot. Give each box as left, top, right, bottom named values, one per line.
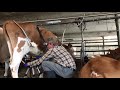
left=79, top=56, right=120, bottom=78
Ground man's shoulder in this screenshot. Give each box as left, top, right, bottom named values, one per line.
left=53, top=45, right=63, bottom=50
left=55, top=45, right=62, bottom=48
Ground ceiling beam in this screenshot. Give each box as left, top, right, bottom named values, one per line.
left=40, top=15, right=120, bottom=26
left=57, top=31, right=116, bottom=38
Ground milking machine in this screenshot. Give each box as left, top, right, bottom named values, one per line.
left=22, top=53, right=43, bottom=78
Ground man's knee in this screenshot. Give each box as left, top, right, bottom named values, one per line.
left=41, top=61, right=49, bottom=67
left=43, top=71, right=56, bottom=78
left=42, top=61, right=54, bottom=68
left=41, top=61, right=53, bottom=71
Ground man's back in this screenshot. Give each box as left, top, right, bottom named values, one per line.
left=52, top=45, right=76, bottom=70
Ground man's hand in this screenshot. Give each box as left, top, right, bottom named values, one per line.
left=27, top=62, right=32, bottom=66
left=23, top=62, right=32, bottom=67
left=26, top=59, right=42, bottom=67
left=26, top=60, right=37, bottom=67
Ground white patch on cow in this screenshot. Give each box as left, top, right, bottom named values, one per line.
left=10, top=37, right=41, bottom=78
left=10, top=37, right=30, bottom=78
left=29, top=42, right=41, bottom=55
left=91, top=71, right=101, bottom=77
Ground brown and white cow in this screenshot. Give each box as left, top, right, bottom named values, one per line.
left=79, top=56, right=120, bottom=78
left=0, top=27, right=10, bottom=77
left=3, top=20, right=58, bottom=78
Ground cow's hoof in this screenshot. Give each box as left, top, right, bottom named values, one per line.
left=3, top=76, right=8, bottom=78
left=23, top=76, right=28, bottom=78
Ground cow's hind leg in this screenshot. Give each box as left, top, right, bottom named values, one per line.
left=9, top=58, right=22, bottom=78
left=9, top=37, right=30, bottom=78
left=9, top=50, right=26, bottom=78
left=4, top=59, right=9, bottom=77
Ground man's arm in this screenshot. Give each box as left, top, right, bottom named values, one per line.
left=27, top=48, right=54, bottom=67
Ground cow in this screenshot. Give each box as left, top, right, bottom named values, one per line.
left=0, top=27, right=10, bottom=77
left=3, top=20, right=58, bottom=78
left=79, top=56, right=120, bottom=78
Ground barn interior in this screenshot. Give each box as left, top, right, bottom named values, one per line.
left=0, top=12, right=120, bottom=78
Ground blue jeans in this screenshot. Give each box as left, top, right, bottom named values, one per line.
left=41, top=61, right=74, bottom=78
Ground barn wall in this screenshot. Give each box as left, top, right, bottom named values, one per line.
left=43, top=19, right=116, bottom=38
left=43, top=19, right=118, bottom=58
left=0, top=12, right=119, bottom=59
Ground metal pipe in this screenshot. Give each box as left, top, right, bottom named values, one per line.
left=41, top=15, right=120, bottom=26
left=115, top=14, right=120, bottom=48
left=64, top=37, right=117, bottom=41
left=63, top=41, right=117, bottom=44
left=17, top=12, right=120, bottom=23
left=0, top=13, right=120, bottom=26
left=73, top=45, right=118, bottom=47
left=102, top=36, right=105, bottom=55
left=84, top=15, right=120, bottom=22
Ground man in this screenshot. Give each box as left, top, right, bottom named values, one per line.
left=27, top=38, right=76, bottom=78
left=68, top=43, right=75, bottom=58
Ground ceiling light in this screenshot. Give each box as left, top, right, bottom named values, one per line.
left=46, top=20, right=61, bottom=24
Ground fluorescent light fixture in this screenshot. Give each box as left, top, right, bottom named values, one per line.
left=104, top=35, right=117, bottom=39
left=46, top=20, right=61, bottom=24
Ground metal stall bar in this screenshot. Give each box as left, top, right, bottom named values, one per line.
left=115, top=14, right=120, bottom=48
left=38, top=14, right=120, bottom=26
left=102, top=36, right=105, bottom=55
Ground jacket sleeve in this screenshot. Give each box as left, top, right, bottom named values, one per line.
left=30, top=48, right=54, bottom=66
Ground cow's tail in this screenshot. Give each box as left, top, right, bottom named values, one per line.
left=3, top=21, right=13, bottom=63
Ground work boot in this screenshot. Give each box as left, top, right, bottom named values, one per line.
left=43, top=71, right=56, bottom=78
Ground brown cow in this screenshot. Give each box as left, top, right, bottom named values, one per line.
left=79, top=56, right=120, bottom=78
left=0, top=27, right=10, bottom=77
left=3, top=20, right=58, bottom=78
